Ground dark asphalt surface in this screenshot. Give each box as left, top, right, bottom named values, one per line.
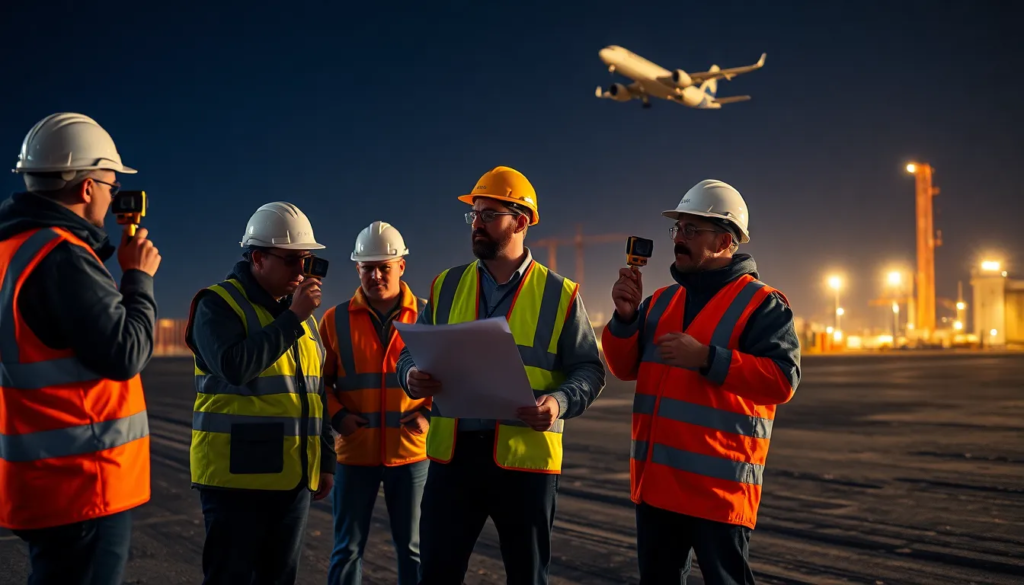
left=3, top=352, right=1024, bottom=584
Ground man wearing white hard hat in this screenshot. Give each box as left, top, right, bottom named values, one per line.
left=184, top=201, right=334, bottom=584
left=603, top=179, right=801, bottom=585
left=0, top=112, right=160, bottom=584
left=318, top=220, right=430, bottom=585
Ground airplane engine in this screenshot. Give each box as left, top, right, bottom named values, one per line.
left=671, top=69, right=692, bottom=87
left=607, top=83, right=632, bottom=102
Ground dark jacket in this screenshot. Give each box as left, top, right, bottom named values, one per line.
left=187, top=260, right=336, bottom=477
left=0, top=192, right=156, bottom=380
left=608, top=253, right=801, bottom=400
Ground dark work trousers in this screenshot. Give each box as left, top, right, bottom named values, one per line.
left=198, top=486, right=311, bottom=585
left=417, top=430, right=559, bottom=585
left=635, top=502, right=756, bottom=585
left=11, top=509, right=133, bottom=585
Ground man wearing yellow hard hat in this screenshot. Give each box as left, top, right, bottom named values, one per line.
left=396, top=166, right=606, bottom=584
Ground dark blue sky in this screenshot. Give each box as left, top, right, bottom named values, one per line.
left=2, top=1, right=1020, bottom=332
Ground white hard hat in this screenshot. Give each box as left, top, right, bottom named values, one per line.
left=12, top=113, right=136, bottom=175
left=351, top=220, right=409, bottom=262
left=240, top=202, right=325, bottom=250
left=662, top=179, right=750, bottom=244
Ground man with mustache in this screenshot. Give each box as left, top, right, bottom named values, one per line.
left=396, top=166, right=606, bottom=585
left=602, top=180, right=801, bottom=585
left=319, top=221, right=430, bottom=585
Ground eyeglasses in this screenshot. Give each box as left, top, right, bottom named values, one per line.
left=669, top=224, right=720, bottom=240
left=90, top=178, right=121, bottom=196
left=465, top=210, right=519, bottom=224
left=358, top=262, right=397, bottom=276
left=262, top=251, right=313, bottom=267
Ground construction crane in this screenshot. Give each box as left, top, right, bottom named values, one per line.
left=907, top=162, right=941, bottom=337
left=532, top=224, right=630, bottom=292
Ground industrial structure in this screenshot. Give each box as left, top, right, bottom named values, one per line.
left=906, top=162, right=941, bottom=339
left=971, top=261, right=1024, bottom=347
left=532, top=224, right=629, bottom=293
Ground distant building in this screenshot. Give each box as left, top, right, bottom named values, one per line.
left=971, top=264, right=1024, bottom=347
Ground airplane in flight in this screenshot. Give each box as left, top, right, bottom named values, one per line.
left=594, top=45, right=766, bottom=109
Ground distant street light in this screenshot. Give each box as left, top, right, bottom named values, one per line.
left=981, top=260, right=1001, bottom=272
left=827, top=275, right=842, bottom=332
left=906, top=163, right=917, bottom=174
left=887, top=271, right=902, bottom=286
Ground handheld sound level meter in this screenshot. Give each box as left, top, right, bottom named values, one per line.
left=626, top=236, right=654, bottom=267
left=302, top=255, right=330, bottom=279
left=112, top=190, right=147, bottom=236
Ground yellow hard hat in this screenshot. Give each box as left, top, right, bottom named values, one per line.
left=458, top=166, right=539, bottom=226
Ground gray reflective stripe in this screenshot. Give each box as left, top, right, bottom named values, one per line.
left=193, top=411, right=321, bottom=436
left=633, top=393, right=657, bottom=415
left=631, top=439, right=648, bottom=461
left=499, top=419, right=565, bottom=434
left=195, top=374, right=320, bottom=396
left=640, top=285, right=680, bottom=365
left=709, top=280, right=765, bottom=348
left=0, top=410, right=149, bottom=463
left=0, top=357, right=102, bottom=390
left=333, top=302, right=358, bottom=377
left=657, top=397, right=773, bottom=439
left=518, top=345, right=557, bottom=370
left=531, top=270, right=568, bottom=355
left=305, top=315, right=326, bottom=367
left=433, top=263, right=472, bottom=325
left=337, top=372, right=399, bottom=392
left=384, top=409, right=429, bottom=428
left=650, top=442, right=763, bottom=485
left=218, top=280, right=263, bottom=334
left=0, top=228, right=63, bottom=364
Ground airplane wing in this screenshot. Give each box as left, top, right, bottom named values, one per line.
left=688, top=53, right=766, bottom=84
left=711, top=95, right=751, bottom=105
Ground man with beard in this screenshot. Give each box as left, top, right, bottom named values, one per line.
left=319, top=220, right=430, bottom=585
left=396, top=166, right=606, bottom=585
left=602, top=179, right=801, bottom=585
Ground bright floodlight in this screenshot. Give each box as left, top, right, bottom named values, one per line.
left=981, top=260, right=1001, bottom=272
left=828, top=275, right=841, bottom=290
left=887, top=271, right=901, bottom=286
left=906, top=163, right=917, bottom=173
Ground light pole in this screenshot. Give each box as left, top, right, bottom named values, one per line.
left=891, top=302, right=900, bottom=344
left=886, top=270, right=902, bottom=342
left=828, top=275, right=842, bottom=332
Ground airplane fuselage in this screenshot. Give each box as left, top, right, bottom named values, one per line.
left=597, top=46, right=723, bottom=109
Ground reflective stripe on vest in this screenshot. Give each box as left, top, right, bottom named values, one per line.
left=188, top=278, right=325, bottom=491
left=426, top=260, right=576, bottom=473
left=330, top=294, right=429, bottom=466
left=628, top=275, right=778, bottom=527
left=0, top=227, right=150, bottom=530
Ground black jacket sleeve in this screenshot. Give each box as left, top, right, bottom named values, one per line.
left=18, top=242, right=157, bottom=381
left=189, top=290, right=307, bottom=387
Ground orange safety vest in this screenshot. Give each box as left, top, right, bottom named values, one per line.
left=0, top=227, right=150, bottom=530
left=606, top=274, right=788, bottom=530
left=319, top=281, right=429, bottom=466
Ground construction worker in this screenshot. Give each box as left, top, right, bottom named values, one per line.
left=319, top=220, right=430, bottom=585
left=602, top=179, right=801, bottom=585
left=396, top=166, right=606, bottom=585
left=0, top=113, right=159, bottom=583
left=184, top=201, right=334, bottom=584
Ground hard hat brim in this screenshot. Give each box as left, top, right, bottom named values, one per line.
left=241, top=240, right=326, bottom=250
left=350, top=252, right=408, bottom=262
left=458, top=193, right=539, bottom=226
left=12, top=162, right=137, bottom=174
left=662, top=209, right=750, bottom=244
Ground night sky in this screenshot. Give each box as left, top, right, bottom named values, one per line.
left=2, top=1, right=1020, bottom=332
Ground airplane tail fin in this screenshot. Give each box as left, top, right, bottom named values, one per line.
left=700, top=65, right=720, bottom=97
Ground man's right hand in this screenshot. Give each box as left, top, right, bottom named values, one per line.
left=338, top=412, right=368, bottom=437
left=118, top=227, right=161, bottom=277
left=612, top=267, right=643, bottom=322
left=407, top=367, right=442, bottom=398
left=289, top=277, right=322, bottom=321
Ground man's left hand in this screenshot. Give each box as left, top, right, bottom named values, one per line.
left=313, top=473, right=334, bottom=501
left=655, top=332, right=710, bottom=370
left=400, top=411, right=429, bottom=435
left=517, top=395, right=560, bottom=432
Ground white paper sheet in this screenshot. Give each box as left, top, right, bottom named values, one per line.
left=393, top=317, right=538, bottom=420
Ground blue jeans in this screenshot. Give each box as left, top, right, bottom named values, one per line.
left=11, top=510, right=133, bottom=585
left=329, top=460, right=429, bottom=585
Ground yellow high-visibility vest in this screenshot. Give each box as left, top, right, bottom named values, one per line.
left=426, top=261, right=577, bottom=473
left=187, top=279, right=326, bottom=491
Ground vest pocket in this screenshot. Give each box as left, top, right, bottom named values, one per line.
left=229, top=423, right=285, bottom=474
